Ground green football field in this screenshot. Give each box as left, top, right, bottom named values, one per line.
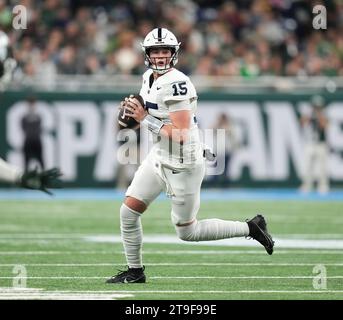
left=0, top=198, right=342, bottom=300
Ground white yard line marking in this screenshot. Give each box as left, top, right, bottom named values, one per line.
left=84, top=235, right=343, bottom=249
left=0, top=233, right=342, bottom=239
left=1, top=290, right=342, bottom=295
left=2, top=234, right=343, bottom=249
left=1, top=276, right=343, bottom=280
left=0, top=293, right=132, bottom=300
left=0, top=287, right=132, bottom=300
left=0, top=295, right=132, bottom=300
left=0, top=251, right=117, bottom=255
left=95, top=290, right=343, bottom=294
left=0, top=263, right=342, bottom=267
left=0, top=287, right=133, bottom=300
left=0, top=288, right=43, bottom=292
left=0, top=234, right=91, bottom=238
left=1, top=249, right=343, bottom=255
left=129, top=249, right=343, bottom=254
left=276, top=234, right=343, bottom=239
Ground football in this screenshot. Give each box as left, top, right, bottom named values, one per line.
left=117, top=94, right=145, bottom=130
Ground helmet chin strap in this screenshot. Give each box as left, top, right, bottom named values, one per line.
left=151, top=63, right=171, bottom=74
left=154, top=68, right=170, bottom=75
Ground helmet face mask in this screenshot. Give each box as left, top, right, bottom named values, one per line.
left=141, top=28, right=180, bottom=74
left=146, top=46, right=176, bottom=73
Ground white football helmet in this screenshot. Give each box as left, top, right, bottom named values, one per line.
left=0, top=31, right=9, bottom=62
left=141, top=28, right=181, bottom=74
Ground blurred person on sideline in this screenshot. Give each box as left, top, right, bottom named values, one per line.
left=300, top=95, right=329, bottom=194
left=21, top=96, right=45, bottom=171
left=211, top=113, right=240, bottom=187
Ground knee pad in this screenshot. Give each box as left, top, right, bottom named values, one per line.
left=120, top=203, right=141, bottom=217
left=120, top=203, right=141, bottom=229
left=175, top=221, right=198, bottom=241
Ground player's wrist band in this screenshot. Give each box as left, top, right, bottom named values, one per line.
left=141, top=114, right=164, bottom=134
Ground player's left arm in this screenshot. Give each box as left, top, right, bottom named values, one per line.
left=126, top=80, right=193, bottom=143
left=159, top=109, right=190, bottom=143
left=159, top=80, right=193, bottom=143
left=126, top=98, right=191, bottom=143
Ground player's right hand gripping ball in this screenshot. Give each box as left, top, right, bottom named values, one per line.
left=117, top=94, right=145, bottom=130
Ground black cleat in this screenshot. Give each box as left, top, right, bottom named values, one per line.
left=246, top=214, right=274, bottom=255
left=106, top=266, right=146, bottom=284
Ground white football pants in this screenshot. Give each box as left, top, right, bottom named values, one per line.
left=126, top=150, right=205, bottom=224
left=122, top=150, right=249, bottom=268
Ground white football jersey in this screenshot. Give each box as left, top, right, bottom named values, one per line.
left=139, top=68, right=203, bottom=170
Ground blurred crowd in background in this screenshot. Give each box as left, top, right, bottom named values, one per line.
left=0, top=0, right=342, bottom=78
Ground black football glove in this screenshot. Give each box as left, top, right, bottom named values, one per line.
left=20, top=167, right=63, bottom=195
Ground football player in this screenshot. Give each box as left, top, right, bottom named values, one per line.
left=299, top=95, right=329, bottom=193
left=107, top=28, right=274, bottom=284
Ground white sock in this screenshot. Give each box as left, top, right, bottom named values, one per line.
left=175, top=219, right=249, bottom=241
left=120, top=203, right=143, bottom=268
